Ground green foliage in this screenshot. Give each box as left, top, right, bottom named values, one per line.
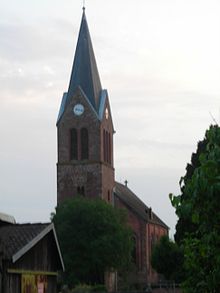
left=52, top=197, right=133, bottom=287
left=151, top=235, right=184, bottom=282
left=90, top=284, right=107, bottom=292
left=170, top=125, right=220, bottom=292
left=71, top=284, right=92, bottom=293
left=71, top=284, right=107, bottom=293
left=170, top=137, right=207, bottom=244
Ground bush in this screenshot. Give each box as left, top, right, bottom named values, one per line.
left=72, top=284, right=92, bottom=293
left=91, top=284, right=107, bottom=292
left=71, top=284, right=107, bottom=293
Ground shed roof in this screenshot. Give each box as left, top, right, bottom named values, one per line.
left=114, top=182, right=169, bottom=229
left=0, top=223, right=64, bottom=270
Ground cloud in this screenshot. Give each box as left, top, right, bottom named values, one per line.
left=0, top=0, right=220, bottom=233
left=0, top=18, right=75, bottom=61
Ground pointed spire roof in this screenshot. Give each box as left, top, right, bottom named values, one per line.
left=67, top=8, right=102, bottom=111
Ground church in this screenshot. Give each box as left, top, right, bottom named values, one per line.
left=56, top=8, right=168, bottom=289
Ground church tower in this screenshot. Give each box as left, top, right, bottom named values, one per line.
left=57, top=8, right=114, bottom=204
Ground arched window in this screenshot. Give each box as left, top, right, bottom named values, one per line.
left=103, top=130, right=112, bottom=164
left=70, top=128, right=78, bottom=160
left=106, top=131, right=109, bottom=163
left=81, top=128, right=89, bottom=160
left=108, top=132, right=111, bottom=164
left=132, top=235, right=137, bottom=265
left=103, top=129, right=106, bottom=162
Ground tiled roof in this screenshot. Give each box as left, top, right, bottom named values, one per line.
left=0, top=223, right=49, bottom=260
left=114, top=182, right=149, bottom=221
left=114, top=182, right=169, bottom=229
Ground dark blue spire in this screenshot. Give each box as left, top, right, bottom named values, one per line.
left=67, top=9, right=102, bottom=111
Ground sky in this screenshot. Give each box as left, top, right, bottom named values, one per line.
left=0, top=0, right=220, bottom=236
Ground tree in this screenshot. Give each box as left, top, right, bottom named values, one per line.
left=170, top=125, right=220, bottom=292
left=52, top=197, right=133, bottom=287
left=174, top=138, right=207, bottom=244
left=151, top=235, right=184, bottom=283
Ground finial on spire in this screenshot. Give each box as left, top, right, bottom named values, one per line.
left=82, top=0, right=86, bottom=11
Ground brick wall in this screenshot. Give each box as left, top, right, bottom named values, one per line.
left=57, top=89, right=115, bottom=203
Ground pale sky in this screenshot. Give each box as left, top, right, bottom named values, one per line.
left=1, top=0, right=220, bottom=236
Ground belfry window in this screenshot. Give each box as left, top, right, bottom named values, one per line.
left=108, top=132, right=111, bottom=164
left=103, top=129, right=112, bottom=164
left=70, top=128, right=78, bottom=160
left=103, top=130, right=106, bottom=162
left=81, top=128, right=89, bottom=160
left=106, top=131, right=109, bottom=163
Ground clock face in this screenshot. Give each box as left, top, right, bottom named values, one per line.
left=73, top=104, right=84, bottom=116
left=105, top=108, right=109, bottom=119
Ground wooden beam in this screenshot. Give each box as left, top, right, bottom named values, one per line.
left=7, top=269, right=58, bottom=276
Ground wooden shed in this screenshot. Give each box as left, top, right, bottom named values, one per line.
left=0, top=222, right=64, bottom=293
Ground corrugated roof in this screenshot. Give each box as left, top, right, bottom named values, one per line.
left=114, top=182, right=169, bottom=229
left=67, top=9, right=102, bottom=112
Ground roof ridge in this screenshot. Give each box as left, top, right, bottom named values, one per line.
left=115, top=181, right=149, bottom=208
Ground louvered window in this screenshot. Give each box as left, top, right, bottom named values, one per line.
left=103, top=130, right=111, bottom=164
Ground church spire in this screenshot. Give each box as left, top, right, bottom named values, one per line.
left=67, top=9, right=102, bottom=111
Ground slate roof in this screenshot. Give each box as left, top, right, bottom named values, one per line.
left=67, top=8, right=102, bottom=112
left=57, top=9, right=108, bottom=125
left=0, top=222, right=65, bottom=270
left=0, top=223, right=49, bottom=260
left=114, top=181, right=169, bottom=229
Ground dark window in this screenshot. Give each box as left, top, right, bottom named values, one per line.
left=103, top=129, right=106, bottom=162
left=81, top=186, right=85, bottom=196
left=108, top=132, right=111, bottom=164
left=81, top=128, right=89, bottom=160
left=108, top=190, right=111, bottom=202
left=132, top=236, right=137, bottom=265
left=103, top=129, right=112, bottom=164
left=77, top=186, right=85, bottom=196
left=70, top=128, right=78, bottom=160
left=106, top=131, right=109, bottom=163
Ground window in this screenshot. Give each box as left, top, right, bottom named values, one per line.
left=103, top=129, right=106, bottom=162
left=77, top=186, right=85, bottom=196
left=70, top=128, right=78, bottom=160
left=132, top=235, right=137, bottom=265
left=81, top=128, right=89, bottom=160
left=103, top=129, right=112, bottom=164
left=108, top=132, right=111, bottom=164
left=106, top=131, right=109, bottom=163
left=108, top=190, right=111, bottom=202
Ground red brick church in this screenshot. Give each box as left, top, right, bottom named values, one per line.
left=56, top=8, right=168, bottom=289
